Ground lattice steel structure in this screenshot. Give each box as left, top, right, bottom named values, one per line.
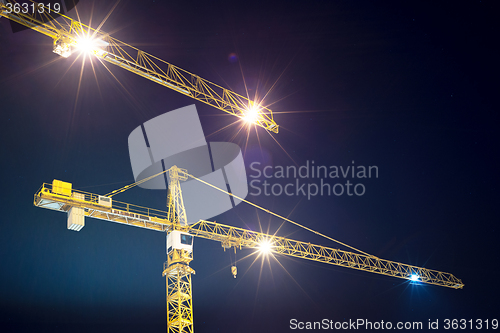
left=166, top=167, right=189, bottom=227
left=188, top=220, right=464, bottom=289
left=163, top=250, right=195, bottom=333
left=163, top=167, right=194, bottom=333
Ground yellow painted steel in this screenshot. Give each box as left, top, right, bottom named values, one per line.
left=33, top=180, right=464, bottom=289
left=163, top=253, right=195, bottom=333
left=0, top=0, right=279, bottom=133
left=34, top=182, right=173, bottom=231
left=188, top=220, right=464, bottom=289
left=166, top=167, right=189, bottom=227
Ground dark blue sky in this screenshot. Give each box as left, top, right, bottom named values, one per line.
left=0, top=1, right=497, bottom=332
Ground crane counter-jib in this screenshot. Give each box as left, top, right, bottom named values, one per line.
left=34, top=181, right=174, bottom=232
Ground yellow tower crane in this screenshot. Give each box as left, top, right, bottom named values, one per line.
left=0, top=0, right=279, bottom=133
left=34, top=166, right=464, bottom=332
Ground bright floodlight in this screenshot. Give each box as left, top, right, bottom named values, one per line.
left=75, top=36, right=108, bottom=57
left=243, top=104, right=260, bottom=123
left=76, top=37, right=96, bottom=53
left=258, top=239, right=272, bottom=254
left=410, top=274, right=419, bottom=281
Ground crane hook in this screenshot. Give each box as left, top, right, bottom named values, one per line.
left=231, top=246, right=237, bottom=278
left=231, top=265, right=237, bottom=278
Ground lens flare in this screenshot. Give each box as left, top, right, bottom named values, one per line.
left=75, top=35, right=97, bottom=53
left=258, top=239, right=272, bottom=254
left=75, top=35, right=108, bottom=57
left=244, top=104, right=260, bottom=123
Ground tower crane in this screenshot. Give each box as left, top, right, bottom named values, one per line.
left=4, top=2, right=463, bottom=332
left=34, top=167, right=464, bottom=333
left=0, top=0, right=279, bottom=133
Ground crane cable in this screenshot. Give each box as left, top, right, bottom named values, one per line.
left=103, top=167, right=377, bottom=258
left=186, top=172, right=378, bottom=259
left=104, top=169, right=169, bottom=197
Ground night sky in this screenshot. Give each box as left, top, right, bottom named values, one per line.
left=0, top=1, right=498, bottom=332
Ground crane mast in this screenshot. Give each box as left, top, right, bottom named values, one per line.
left=0, top=0, right=279, bottom=133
